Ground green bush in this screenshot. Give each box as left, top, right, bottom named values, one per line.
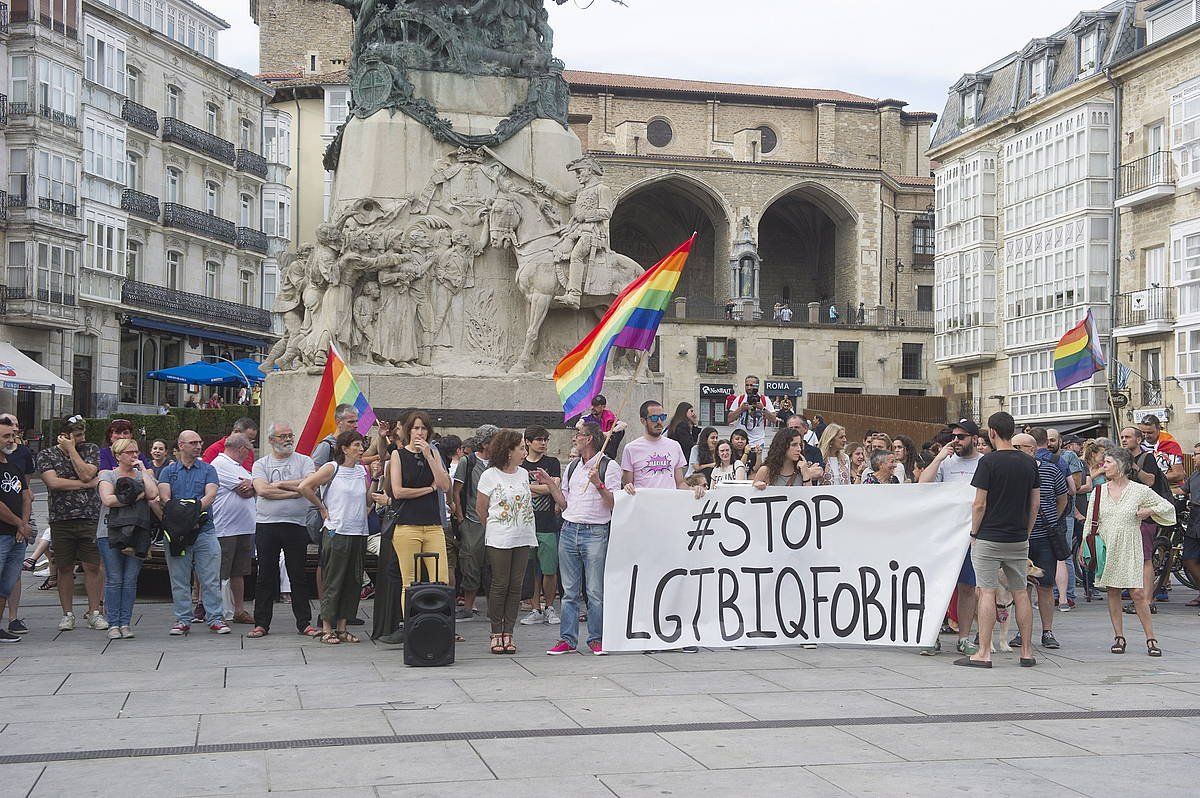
left=39, top=406, right=260, bottom=449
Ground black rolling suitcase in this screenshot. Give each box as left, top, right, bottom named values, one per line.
left=403, top=552, right=456, bottom=667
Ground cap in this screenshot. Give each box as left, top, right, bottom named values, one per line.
left=1062, top=434, right=1084, bottom=445
left=592, top=394, right=607, bottom=406
left=952, top=418, right=981, bottom=436
left=473, top=424, right=500, bottom=443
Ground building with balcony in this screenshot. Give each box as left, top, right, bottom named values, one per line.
left=1, top=0, right=277, bottom=426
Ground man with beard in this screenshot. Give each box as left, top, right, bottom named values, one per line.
left=0, top=416, right=33, bottom=643
left=249, top=422, right=317, bottom=638
left=921, top=418, right=986, bottom=656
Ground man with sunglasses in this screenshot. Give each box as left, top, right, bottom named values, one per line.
left=921, top=418, right=986, bottom=656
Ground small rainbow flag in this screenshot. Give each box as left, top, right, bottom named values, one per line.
left=1053, top=310, right=1106, bottom=391
left=297, top=344, right=377, bottom=455
left=554, top=235, right=695, bottom=420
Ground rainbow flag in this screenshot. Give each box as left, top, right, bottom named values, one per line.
left=1053, top=310, right=1106, bottom=391
left=297, top=344, right=377, bottom=455
left=554, top=235, right=695, bottom=420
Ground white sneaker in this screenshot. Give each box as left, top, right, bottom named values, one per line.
left=519, top=609, right=545, bottom=625
left=108, top=627, right=122, bottom=640
left=58, top=612, right=76, bottom=631
left=544, top=605, right=560, bottom=625
left=120, top=626, right=135, bottom=639
left=86, top=611, right=110, bottom=631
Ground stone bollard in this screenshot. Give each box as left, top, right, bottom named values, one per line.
left=807, top=301, right=820, bottom=324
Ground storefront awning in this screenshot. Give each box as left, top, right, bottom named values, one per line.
left=0, top=342, right=72, bottom=394
left=127, top=316, right=272, bottom=348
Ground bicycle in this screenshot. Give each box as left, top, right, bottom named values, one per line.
left=1152, top=495, right=1198, bottom=598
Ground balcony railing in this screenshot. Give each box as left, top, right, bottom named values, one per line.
left=235, top=149, right=268, bottom=179
left=8, top=100, right=29, bottom=118
left=1118, top=151, right=1175, bottom=198
left=121, top=98, right=159, bottom=134
left=39, top=105, right=77, bottom=128
left=162, top=117, right=235, bottom=165
left=121, top=189, right=160, bottom=221
left=2, top=286, right=81, bottom=327
left=163, top=202, right=236, bottom=244
left=0, top=94, right=7, bottom=125
left=6, top=192, right=26, bottom=207
left=0, top=190, right=6, bottom=221
left=1114, top=286, right=1175, bottom=329
left=1, top=3, right=10, bottom=35
left=959, top=398, right=983, bottom=423
left=122, top=280, right=272, bottom=331
left=1142, top=380, right=1164, bottom=407
left=37, top=196, right=77, bottom=216
left=236, top=227, right=269, bottom=254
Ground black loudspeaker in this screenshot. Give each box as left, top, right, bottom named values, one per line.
left=403, top=553, right=456, bottom=667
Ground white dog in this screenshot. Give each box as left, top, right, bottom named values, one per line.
left=989, top=561, right=1046, bottom=653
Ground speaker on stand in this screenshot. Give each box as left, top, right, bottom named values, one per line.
left=403, top=552, right=456, bottom=667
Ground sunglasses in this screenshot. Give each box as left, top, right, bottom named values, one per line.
left=66, top=414, right=85, bottom=425
left=645, top=414, right=668, bottom=423
left=952, top=433, right=971, bottom=440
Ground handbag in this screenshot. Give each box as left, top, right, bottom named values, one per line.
left=1037, top=504, right=1071, bottom=561
left=1083, top=488, right=1107, bottom=580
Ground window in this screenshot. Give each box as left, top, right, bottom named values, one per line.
left=771, top=339, right=794, bottom=377
left=263, top=189, right=290, bottom=238
left=9, top=148, right=29, bottom=201
left=913, top=212, right=935, bottom=263
left=240, top=269, right=255, bottom=306
left=901, top=343, right=923, bottom=380
left=962, top=91, right=978, bottom=125
left=205, top=181, right=220, bottom=215
left=6, top=242, right=28, bottom=293
left=917, top=284, right=934, bottom=312
left=757, top=125, right=778, bottom=155
left=11, top=55, right=30, bottom=105
left=125, top=66, right=139, bottom=101
left=695, top=336, right=735, bottom=374
left=1170, top=77, right=1200, bottom=185
left=239, top=193, right=253, bottom=227
left=647, top=119, right=673, bottom=148
left=165, top=250, right=181, bottom=290
left=264, top=112, right=291, bottom=166
left=84, top=210, right=126, bottom=274
left=205, top=260, right=220, bottom=298
left=85, top=24, right=126, bottom=92
left=1079, top=29, right=1098, bottom=71
left=239, top=119, right=254, bottom=151
left=836, top=341, right=859, bottom=379
left=1172, top=220, right=1200, bottom=317
left=324, top=88, right=350, bottom=136
left=1030, top=58, right=1046, bottom=97
left=1146, top=245, right=1166, bottom=288
left=36, top=56, right=81, bottom=120
left=165, top=84, right=180, bottom=118
left=84, top=117, right=126, bottom=183
left=35, top=242, right=78, bottom=305
left=205, top=103, right=219, bottom=135
left=126, top=151, right=141, bottom=189
left=36, top=150, right=80, bottom=206
left=165, top=167, right=181, bottom=203
left=307, top=52, right=319, bottom=74
left=126, top=240, right=140, bottom=281
left=20, top=0, right=78, bottom=35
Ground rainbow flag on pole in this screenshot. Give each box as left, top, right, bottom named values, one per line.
left=297, top=344, right=377, bottom=455
left=554, top=235, right=695, bottom=420
left=1053, top=309, right=1106, bottom=391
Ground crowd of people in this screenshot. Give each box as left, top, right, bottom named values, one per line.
left=0, top=389, right=1197, bottom=663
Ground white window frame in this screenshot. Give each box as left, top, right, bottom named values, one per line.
left=84, top=115, right=126, bottom=184
left=1171, top=77, right=1200, bottom=187
left=165, top=249, right=181, bottom=290
left=84, top=209, right=127, bottom=275
left=1079, top=29, right=1098, bottom=72
left=205, top=181, right=220, bottom=215
left=166, top=84, right=180, bottom=119
left=84, top=21, right=127, bottom=94
left=165, top=166, right=181, bottom=204
left=324, top=88, right=350, bottom=137
left=1030, top=58, right=1047, bottom=98
left=204, top=260, right=220, bottom=298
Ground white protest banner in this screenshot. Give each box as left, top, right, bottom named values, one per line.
left=602, top=483, right=973, bottom=652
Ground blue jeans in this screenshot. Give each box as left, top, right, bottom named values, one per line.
left=558, top=521, right=609, bottom=648
left=98, top=539, right=143, bottom=627
left=164, top=529, right=223, bottom=624
left=0, top=535, right=28, bottom=599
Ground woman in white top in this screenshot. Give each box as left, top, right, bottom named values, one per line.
left=300, top=430, right=372, bottom=645
left=818, top=424, right=851, bottom=486
left=475, top=429, right=538, bottom=655
left=709, top=440, right=747, bottom=487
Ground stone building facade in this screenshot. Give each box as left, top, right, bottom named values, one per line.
left=256, top=1, right=942, bottom=418
left=1, top=0, right=279, bottom=427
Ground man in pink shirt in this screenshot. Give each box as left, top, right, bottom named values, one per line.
left=621, top=401, right=693, bottom=493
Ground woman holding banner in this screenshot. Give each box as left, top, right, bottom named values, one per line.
left=818, top=424, right=852, bottom=486
left=752, top=428, right=822, bottom=489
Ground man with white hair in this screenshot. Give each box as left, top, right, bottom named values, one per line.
left=212, top=433, right=258, bottom=625
left=250, top=422, right=316, bottom=638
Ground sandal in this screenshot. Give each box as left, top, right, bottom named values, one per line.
left=247, top=627, right=268, bottom=638
left=38, top=576, right=56, bottom=590
left=300, top=625, right=321, bottom=637
left=320, top=631, right=341, bottom=645
left=490, top=633, right=505, bottom=654
left=503, top=633, right=516, bottom=655
left=22, top=557, right=36, bottom=571
left=455, top=633, right=465, bottom=643
left=336, top=631, right=361, bottom=644
left=1110, top=635, right=1127, bottom=654
left=1147, top=638, right=1162, bottom=657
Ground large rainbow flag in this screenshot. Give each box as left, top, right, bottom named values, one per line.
left=297, top=344, right=377, bottom=455
left=554, top=235, right=695, bottom=420
left=1053, top=310, right=1106, bottom=391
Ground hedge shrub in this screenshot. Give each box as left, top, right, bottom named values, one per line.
left=41, top=406, right=260, bottom=448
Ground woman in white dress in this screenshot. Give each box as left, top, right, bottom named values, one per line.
left=1085, top=447, right=1175, bottom=657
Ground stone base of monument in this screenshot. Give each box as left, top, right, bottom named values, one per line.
left=262, top=368, right=663, bottom=456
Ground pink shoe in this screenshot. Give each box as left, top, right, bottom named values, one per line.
left=588, top=640, right=607, bottom=656
left=546, top=639, right=575, bottom=655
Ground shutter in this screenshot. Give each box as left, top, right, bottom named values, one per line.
left=696, top=337, right=707, bottom=373
left=726, top=338, right=737, bottom=374
left=648, top=336, right=661, bottom=373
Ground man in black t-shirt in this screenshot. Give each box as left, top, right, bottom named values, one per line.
left=519, top=426, right=562, bottom=626
left=0, top=416, right=34, bottom=643
left=956, top=412, right=1041, bottom=668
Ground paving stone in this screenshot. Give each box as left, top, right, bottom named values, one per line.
left=553, top=694, right=755, bottom=727
left=297, top=678, right=472, bottom=709
left=508, top=651, right=679, bottom=676
left=473, top=732, right=702, bottom=777
left=600, top=766, right=854, bottom=797
left=57, top=668, right=226, bottom=694
left=839, top=720, right=1091, bottom=760
left=266, top=741, right=492, bottom=791
left=754, top=666, right=930, bottom=691
left=0, top=715, right=200, bottom=755
left=0, top=764, right=44, bottom=797
left=643, top=648, right=811, bottom=671
left=867, top=685, right=1081, bottom=715
left=1022, top=682, right=1200, bottom=711
left=378, top=775, right=615, bottom=798
left=223, top=662, right=383, bottom=688
left=0, top=692, right=128, bottom=723
left=606, top=669, right=784, bottom=696
left=0, top=673, right=67, bottom=698
left=30, top=752, right=268, bottom=798
left=1012, top=716, right=1200, bottom=755
left=121, top=686, right=302, bottom=718
left=456, top=673, right=632, bottom=702
left=716, top=689, right=922, bottom=721
left=1006, top=753, right=1200, bottom=796
left=3, top=653, right=163, bottom=675
left=660, top=726, right=901, bottom=769
left=807, top=758, right=1084, bottom=796
left=198, top=706, right=393, bottom=744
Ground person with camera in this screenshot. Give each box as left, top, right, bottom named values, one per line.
left=725, top=375, right=778, bottom=453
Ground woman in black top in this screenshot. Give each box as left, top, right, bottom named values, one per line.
left=667, top=402, right=699, bottom=455
left=389, top=412, right=450, bottom=621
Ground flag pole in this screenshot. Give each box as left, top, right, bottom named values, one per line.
left=597, top=347, right=651, bottom=457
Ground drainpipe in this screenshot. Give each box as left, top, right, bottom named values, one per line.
left=1105, top=67, right=1121, bottom=433
left=293, top=95, right=302, bottom=239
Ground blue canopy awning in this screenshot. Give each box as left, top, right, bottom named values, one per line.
left=146, top=358, right=274, bottom=386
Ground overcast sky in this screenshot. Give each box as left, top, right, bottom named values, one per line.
left=196, top=0, right=1093, bottom=115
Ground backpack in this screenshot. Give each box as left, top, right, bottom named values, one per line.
left=566, top=455, right=612, bottom=485
left=458, top=453, right=480, bottom=508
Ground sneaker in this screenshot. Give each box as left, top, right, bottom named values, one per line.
left=1058, top=602, right=1072, bottom=613
left=120, top=626, right=135, bottom=639
left=190, top=604, right=206, bottom=624
left=455, top=607, right=478, bottom=621
left=58, top=612, right=76, bottom=631
left=678, top=645, right=699, bottom=653
left=1041, top=630, right=1060, bottom=649
left=7, top=619, right=29, bottom=635
left=209, top=620, right=232, bottom=634
left=547, top=639, right=575, bottom=655
left=1010, top=633, right=1022, bottom=648
left=544, top=605, right=560, bottom=625
left=519, top=608, right=546, bottom=625
left=360, top=584, right=375, bottom=601
left=108, top=626, right=123, bottom=640
left=169, top=622, right=190, bottom=636
left=588, top=640, right=606, bottom=656
left=1155, top=590, right=1169, bottom=602
left=957, top=637, right=979, bottom=655
left=0, top=628, right=20, bottom=643
left=921, top=638, right=942, bottom=656
left=86, top=610, right=110, bottom=631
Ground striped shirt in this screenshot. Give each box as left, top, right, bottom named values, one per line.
left=1031, top=449, right=1069, bottom=539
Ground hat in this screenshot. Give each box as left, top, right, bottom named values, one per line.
left=473, top=424, right=500, bottom=443
left=952, top=418, right=981, bottom=436
left=1062, top=434, right=1084, bottom=445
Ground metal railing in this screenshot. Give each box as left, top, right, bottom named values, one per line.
left=122, top=280, right=272, bottom=331
left=7, top=100, right=29, bottom=118
left=1118, top=151, right=1175, bottom=198
left=6, top=192, right=26, bottom=207
left=959, top=398, right=982, bottom=423
left=1115, top=286, right=1175, bottom=328
left=670, top=297, right=934, bottom=330
left=37, top=196, right=77, bottom=216
left=0, top=94, right=7, bottom=125
left=236, top=227, right=268, bottom=254
left=1, top=3, right=10, bottom=35
left=235, top=149, right=268, bottom=179
left=39, top=105, right=77, bottom=128
left=162, top=117, right=235, bottom=165
left=1142, top=380, right=1164, bottom=406
left=121, top=98, right=159, bottom=134
left=121, top=189, right=160, bottom=221
left=163, top=202, right=236, bottom=244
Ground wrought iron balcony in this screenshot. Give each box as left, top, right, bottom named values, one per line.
left=0, top=94, right=7, bottom=125
left=236, top=227, right=268, bottom=254
left=37, top=197, right=77, bottom=216
left=2, top=285, right=81, bottom=329
left=121, top=189, right=160, bottom=221
left=1, top=3, right=10, bottom=35
left=6, top=192, right=26, bottom=208
left=1142, top=380, right=1164, bottom=407
left=235, top=149, right=268, bottom=179
left=39, top=105, right=77, bottom=128
left=163, top=202, right=236, bottom=244
left=122, top=280, right=272, bottom=332
left=1113, top=286, right=1175, bottom=336
left=1116, top=151, right=1176, bottom=207
left=121, top=98, right=159, bottom=134
left=7, top=101, right=29, bottom=118
left=0, top=190, right=5, bottom=221
left=162, top=117, right=235, bottom=165
left=959, top=398, right=982, bottom=423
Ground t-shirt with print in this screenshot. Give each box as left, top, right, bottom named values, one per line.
left=970, top=449, right=1041, bottom=544
left=0, top=458, right=29, bottom=535
left=37, top=443, right=102, bottom=523
left=453, top=455, right=490, bottom=523
left=934, top=452, right=983, bottom=484
left=476, top=467, right=537, bottom=549
left=519, top=455, right=561, bottom=533
left=252, top=452, right=316, bottom=526
left=724, top=394, right=777, bottom=448
left=620, top=435, right=686, bottom=489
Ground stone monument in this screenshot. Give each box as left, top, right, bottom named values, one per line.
left=262, top=0, right=660, bottom=438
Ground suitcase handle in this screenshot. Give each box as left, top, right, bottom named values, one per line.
left=413, top=552, right=440, bottom=583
